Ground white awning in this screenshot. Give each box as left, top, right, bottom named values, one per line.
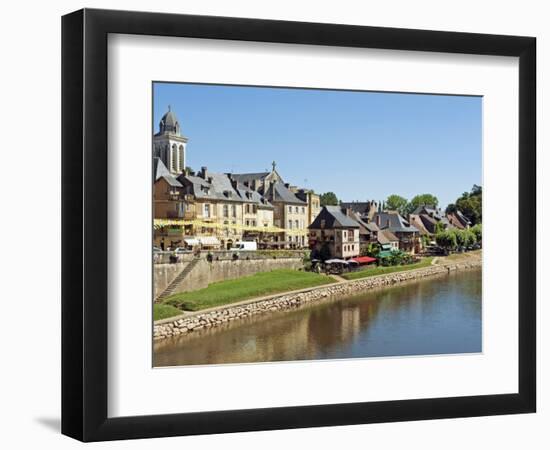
left=184, top=238, right=200, bottom=246
left=198, top=236, right=221, bottom=246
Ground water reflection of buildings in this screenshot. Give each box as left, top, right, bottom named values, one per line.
left=153, top=270, right=482, bottom=367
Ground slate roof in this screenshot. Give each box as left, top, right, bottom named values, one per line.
left=409, top=214, right=431, bottom=235
left=309, top=206, right=360, bottom=229
left=153, top=157, right=182, bottom=187
left=412, top=205, right=445, bottom=220
left=179, top=172, right=241, bottom=202
left=264, top=182, right=307, bottom=205
left=447, top=211, right=470, bottom=229
left=346, top=210, right=379, bottom=234
left=373, top=212, right=419, bottom=233
left=377, top=229, right=399, bottom=244
left=340, top=201, right=377, bottom=216
left=234, top=183, right=273, bottom=208
left=177, top=171, right=275, bottom=206
left=230, top=172, right=270, bottom=186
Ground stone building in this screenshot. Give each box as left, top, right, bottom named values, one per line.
left=153, top=106, right=188, bottom=175
left=292, top=187, right=322, bottom=227
left=372, top=211, right=421, bottom=254
left=177, top=167, right=245, bottom=250
left=308, top=206, right=360, bottom=260
left=340, top=200, right=379, bottom=222
left=153, top=158, right=185, bottom=220
left=263, top=182, right=308, bottom=248
left=230, top=163, right=309, bottom=248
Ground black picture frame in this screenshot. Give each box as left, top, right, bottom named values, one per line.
left=62, top=8, right=536, bottom=442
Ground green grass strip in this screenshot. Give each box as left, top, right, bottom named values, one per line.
left=163, top=269, right=333, bottom=311
left=153, top=303, right=184, bottom=321
left=341, top=257, right=434, bottom=281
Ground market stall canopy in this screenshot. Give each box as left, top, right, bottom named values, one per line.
left=198, top=236, right=221, bottom=246
left=351, top=256, right=377, bottom=264
left=183, top=238, right=200, bottom=246
left=325, top=259, right=349, bottom=264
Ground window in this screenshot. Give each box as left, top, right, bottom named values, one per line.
left=171, top=144, right=177, bottom=172
left=288, top=220, right=292, bottom=229
left=302, top=207, right=305, bottom=214
left=204, top=204, right=210, bottom=218
left=295, top=220, right=299, bottom=229
left=231, top=204, right=236, bottom=217
left=288, top=206, right=292, bottom=213
left=178, top=145, right=184, bottom=172
left=223, top=204, right=229, bottom=218
left=295, top=206, right=299, bottom=213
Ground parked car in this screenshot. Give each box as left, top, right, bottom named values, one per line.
left=173, top=247, right=191, bottom=255
left=230, top=241, right=257, bottom=251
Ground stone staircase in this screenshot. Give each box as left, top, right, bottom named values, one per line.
left=156, top=257, right=201, bottom=302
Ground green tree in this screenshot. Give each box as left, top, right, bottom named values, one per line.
left=320, top=192, right=339, bottom=206
left=361, top=242, right=380, bottom=257
left=463, top=230, right=477, bottom=248
left=447, top=185, right=482, bottom=225
left=435, top=230, right=457, bottom=252
left=421, top=234, right=432, bottom=248
left=434, top=221, right=446, bottom=234
left=407, top=194, right=439, bottom=215
left=471, top=224, right=482, bottom=244
left=454, top=229, right=467, bottom=248
left=385, top=194, right=408, bottom=215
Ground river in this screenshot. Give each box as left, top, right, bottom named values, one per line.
left=153, top=268, right=482, bottom=367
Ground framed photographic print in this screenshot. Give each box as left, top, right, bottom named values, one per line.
left=61, top=8, right=536, bottom=442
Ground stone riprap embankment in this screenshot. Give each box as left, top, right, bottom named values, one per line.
left=153, top=258, right=481, bottom=341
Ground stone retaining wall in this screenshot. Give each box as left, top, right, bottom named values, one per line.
left=154, top=256, right=304, bottom=298
left=170, top=257, right=304, bottom=295
left=154, top=259, right=481, bottom=341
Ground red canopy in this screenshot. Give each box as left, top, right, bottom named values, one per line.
left=351, top=256, right=377, bottom=264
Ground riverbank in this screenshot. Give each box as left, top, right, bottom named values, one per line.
left=162, top=269, right=333, bottom=313
left=154, top=254, right=481, bottom=341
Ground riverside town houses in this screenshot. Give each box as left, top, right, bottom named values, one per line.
left=153, top=107, right=318, bottom=250
left=153, top=106, right=470, bottom=257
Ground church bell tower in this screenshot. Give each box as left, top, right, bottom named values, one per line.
left=153, top=106, right=188, bottom=175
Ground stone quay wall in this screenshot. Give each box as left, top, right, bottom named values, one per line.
left=154, top=258, right=481, bottom=341
left=169, top=257, right=304, bottom=295
left=154, top=252, right=305, bottom=298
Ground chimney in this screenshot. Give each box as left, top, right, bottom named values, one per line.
left=375, top=215, right=381, bottom=226
left=200, top=166, right=208, bottom=179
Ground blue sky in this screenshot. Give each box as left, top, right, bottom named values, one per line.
left=153, top=82, right=481, bottom=208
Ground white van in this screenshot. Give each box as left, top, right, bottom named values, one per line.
left=231, top=241, right=257, bottom=251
